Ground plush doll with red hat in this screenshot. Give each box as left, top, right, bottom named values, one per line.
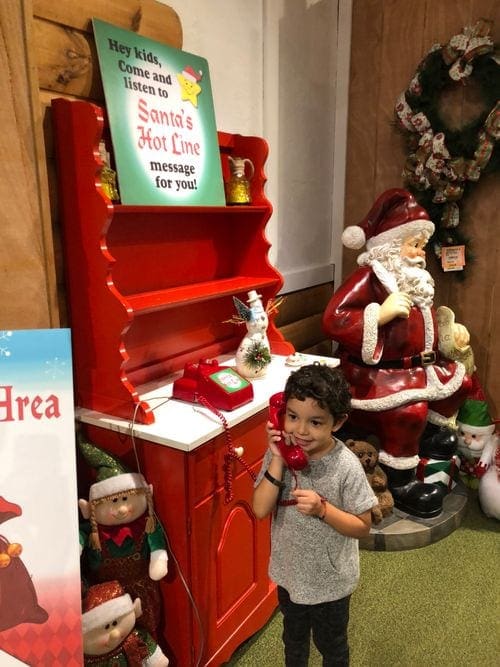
left=82, top=580, right=169, bottom=666
left=78, top=440, right=168, bottom=639
left=322, top=188, right=480, bottom=518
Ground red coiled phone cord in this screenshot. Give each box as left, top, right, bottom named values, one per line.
left=197, top=394, right=256, bottom=503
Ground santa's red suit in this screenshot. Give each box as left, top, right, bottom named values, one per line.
left=323, top=261, right=473, bottom=470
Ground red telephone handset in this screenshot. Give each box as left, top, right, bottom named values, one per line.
left=269, top=392, right=309, bottom=471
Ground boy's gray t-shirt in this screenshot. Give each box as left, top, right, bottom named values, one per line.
left=255, top=440, right=377, bottom=604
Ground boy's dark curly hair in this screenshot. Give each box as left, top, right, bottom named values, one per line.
left=284, top=363, right=352, bottom=419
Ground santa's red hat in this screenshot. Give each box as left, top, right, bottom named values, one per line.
left=342, top=188, right=434, bottom=250
left=82, top=581, right=134, bottom=634
left=182, top=65, right=202, bottom=83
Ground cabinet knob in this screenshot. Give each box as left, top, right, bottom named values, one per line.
left=234, top=446, right=244, bottom=457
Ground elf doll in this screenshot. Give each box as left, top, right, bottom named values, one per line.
left=79, top=440, right=168, bottom=639
left=82, top=580, right=169, bottom=666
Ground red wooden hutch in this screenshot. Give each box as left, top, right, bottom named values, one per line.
left=52, top=98, right=294, bottom=666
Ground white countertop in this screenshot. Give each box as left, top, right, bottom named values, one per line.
left=76, top=353, right=339, bottom=452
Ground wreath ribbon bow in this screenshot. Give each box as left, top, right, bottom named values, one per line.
left=442, top=21, right=494, bottom=81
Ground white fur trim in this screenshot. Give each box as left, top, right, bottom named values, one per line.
left=342, top=225, right=366, bottom=249
left=82, top=593, right=133, bottom=633
left=456, top=421, right=495, bottom=436
left=420, top=306, right=434, bottom=350
left=366, top=219, right=435, bottom=250
left=362, top=303, right=381, bottom=364
left=378, top=451, right=420, bottom=470
left=89, top=472, right=148, bottom=501
left=351, top=362, right=466, bottom=412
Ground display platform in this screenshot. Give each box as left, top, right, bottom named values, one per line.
left=360, top=481, right=468, bottom=551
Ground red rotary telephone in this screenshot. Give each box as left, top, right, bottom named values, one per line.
left=269, top=392, right=309, bottom=471
left=172, top=359, right=253, bottom=411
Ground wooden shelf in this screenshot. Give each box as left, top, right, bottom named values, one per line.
left=124, top=276, right=281, bottom=314
left=114, top=204, right=269, bottom=216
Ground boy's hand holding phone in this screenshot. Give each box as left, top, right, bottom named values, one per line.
left=266, top=420, right=288, bottom=460
left=268, top=392, right=309, bottom=470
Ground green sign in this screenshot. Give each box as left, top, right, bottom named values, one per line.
left=93, top=18, right=225, bottom=206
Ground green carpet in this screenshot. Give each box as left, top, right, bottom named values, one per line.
left=226, top=490, right=500, bottom=666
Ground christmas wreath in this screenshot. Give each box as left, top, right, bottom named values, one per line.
left=395, top=20, right=500, bottom=270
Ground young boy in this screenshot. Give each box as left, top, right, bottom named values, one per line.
left=253, top=364, right=377, bottom=666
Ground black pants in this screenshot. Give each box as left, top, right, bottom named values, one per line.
left=277, top=586, right=350, bottom=667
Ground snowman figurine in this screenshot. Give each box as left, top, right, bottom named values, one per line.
left=233, top=290, right=271, bottom=378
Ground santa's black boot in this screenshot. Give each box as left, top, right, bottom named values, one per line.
left=380, top=464, right=444, bottom=518
left=419, top=422, right=458, bottom=460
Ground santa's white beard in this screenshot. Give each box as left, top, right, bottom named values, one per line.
left=361, top=244, right=435, bottom=307
left=397, top=259, right=435, bottom=307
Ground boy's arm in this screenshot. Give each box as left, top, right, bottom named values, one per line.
left=252, top=453, right=285, bottom=518
left=292, top=489, right=372, bottom=537
left=252, top=421, right=287, bottom=519
left=319, top=501, right=371, bottom=538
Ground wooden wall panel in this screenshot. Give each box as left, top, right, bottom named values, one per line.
left=0, top=0, right=182, bottom=331
left=33, top=0, right=183, bottom=46
left=374, top=0, right=425, bottom=193
left=276, top=283, right=334, bottom=355
left=342, top=0, right=383, bottom=279
left=344, top=0, right=500, bottom=414
left=0, top=0, right=58, bottom=328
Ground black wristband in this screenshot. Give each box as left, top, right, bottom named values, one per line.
left=318, top=497, right=327, bottom=520
left=264, top=470, right=285, bottom=489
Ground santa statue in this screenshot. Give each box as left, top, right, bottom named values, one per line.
left=322, top=188, right=476, bottom=518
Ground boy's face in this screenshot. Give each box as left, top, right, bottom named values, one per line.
left=284, top=397, right=346, bottom=460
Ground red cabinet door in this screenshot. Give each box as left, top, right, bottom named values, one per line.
left=188, top=412, right=277, bottom=666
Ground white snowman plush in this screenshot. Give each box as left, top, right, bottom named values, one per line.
left=476, top=432, right=500, bottom=520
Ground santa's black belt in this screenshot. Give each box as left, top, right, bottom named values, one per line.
left=347, top=351, right=436, bottom=369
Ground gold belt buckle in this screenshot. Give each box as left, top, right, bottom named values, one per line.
left=420, top=350, right=436, bottom=365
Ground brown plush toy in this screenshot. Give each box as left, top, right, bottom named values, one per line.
left=346, top=439, right=394, bottom=524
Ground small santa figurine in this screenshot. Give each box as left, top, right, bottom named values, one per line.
left=82, top=580, right=169, bottom=666
left=79, top=440, right=168, bottom=639
left=456, top=391, right=497, bottom=488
